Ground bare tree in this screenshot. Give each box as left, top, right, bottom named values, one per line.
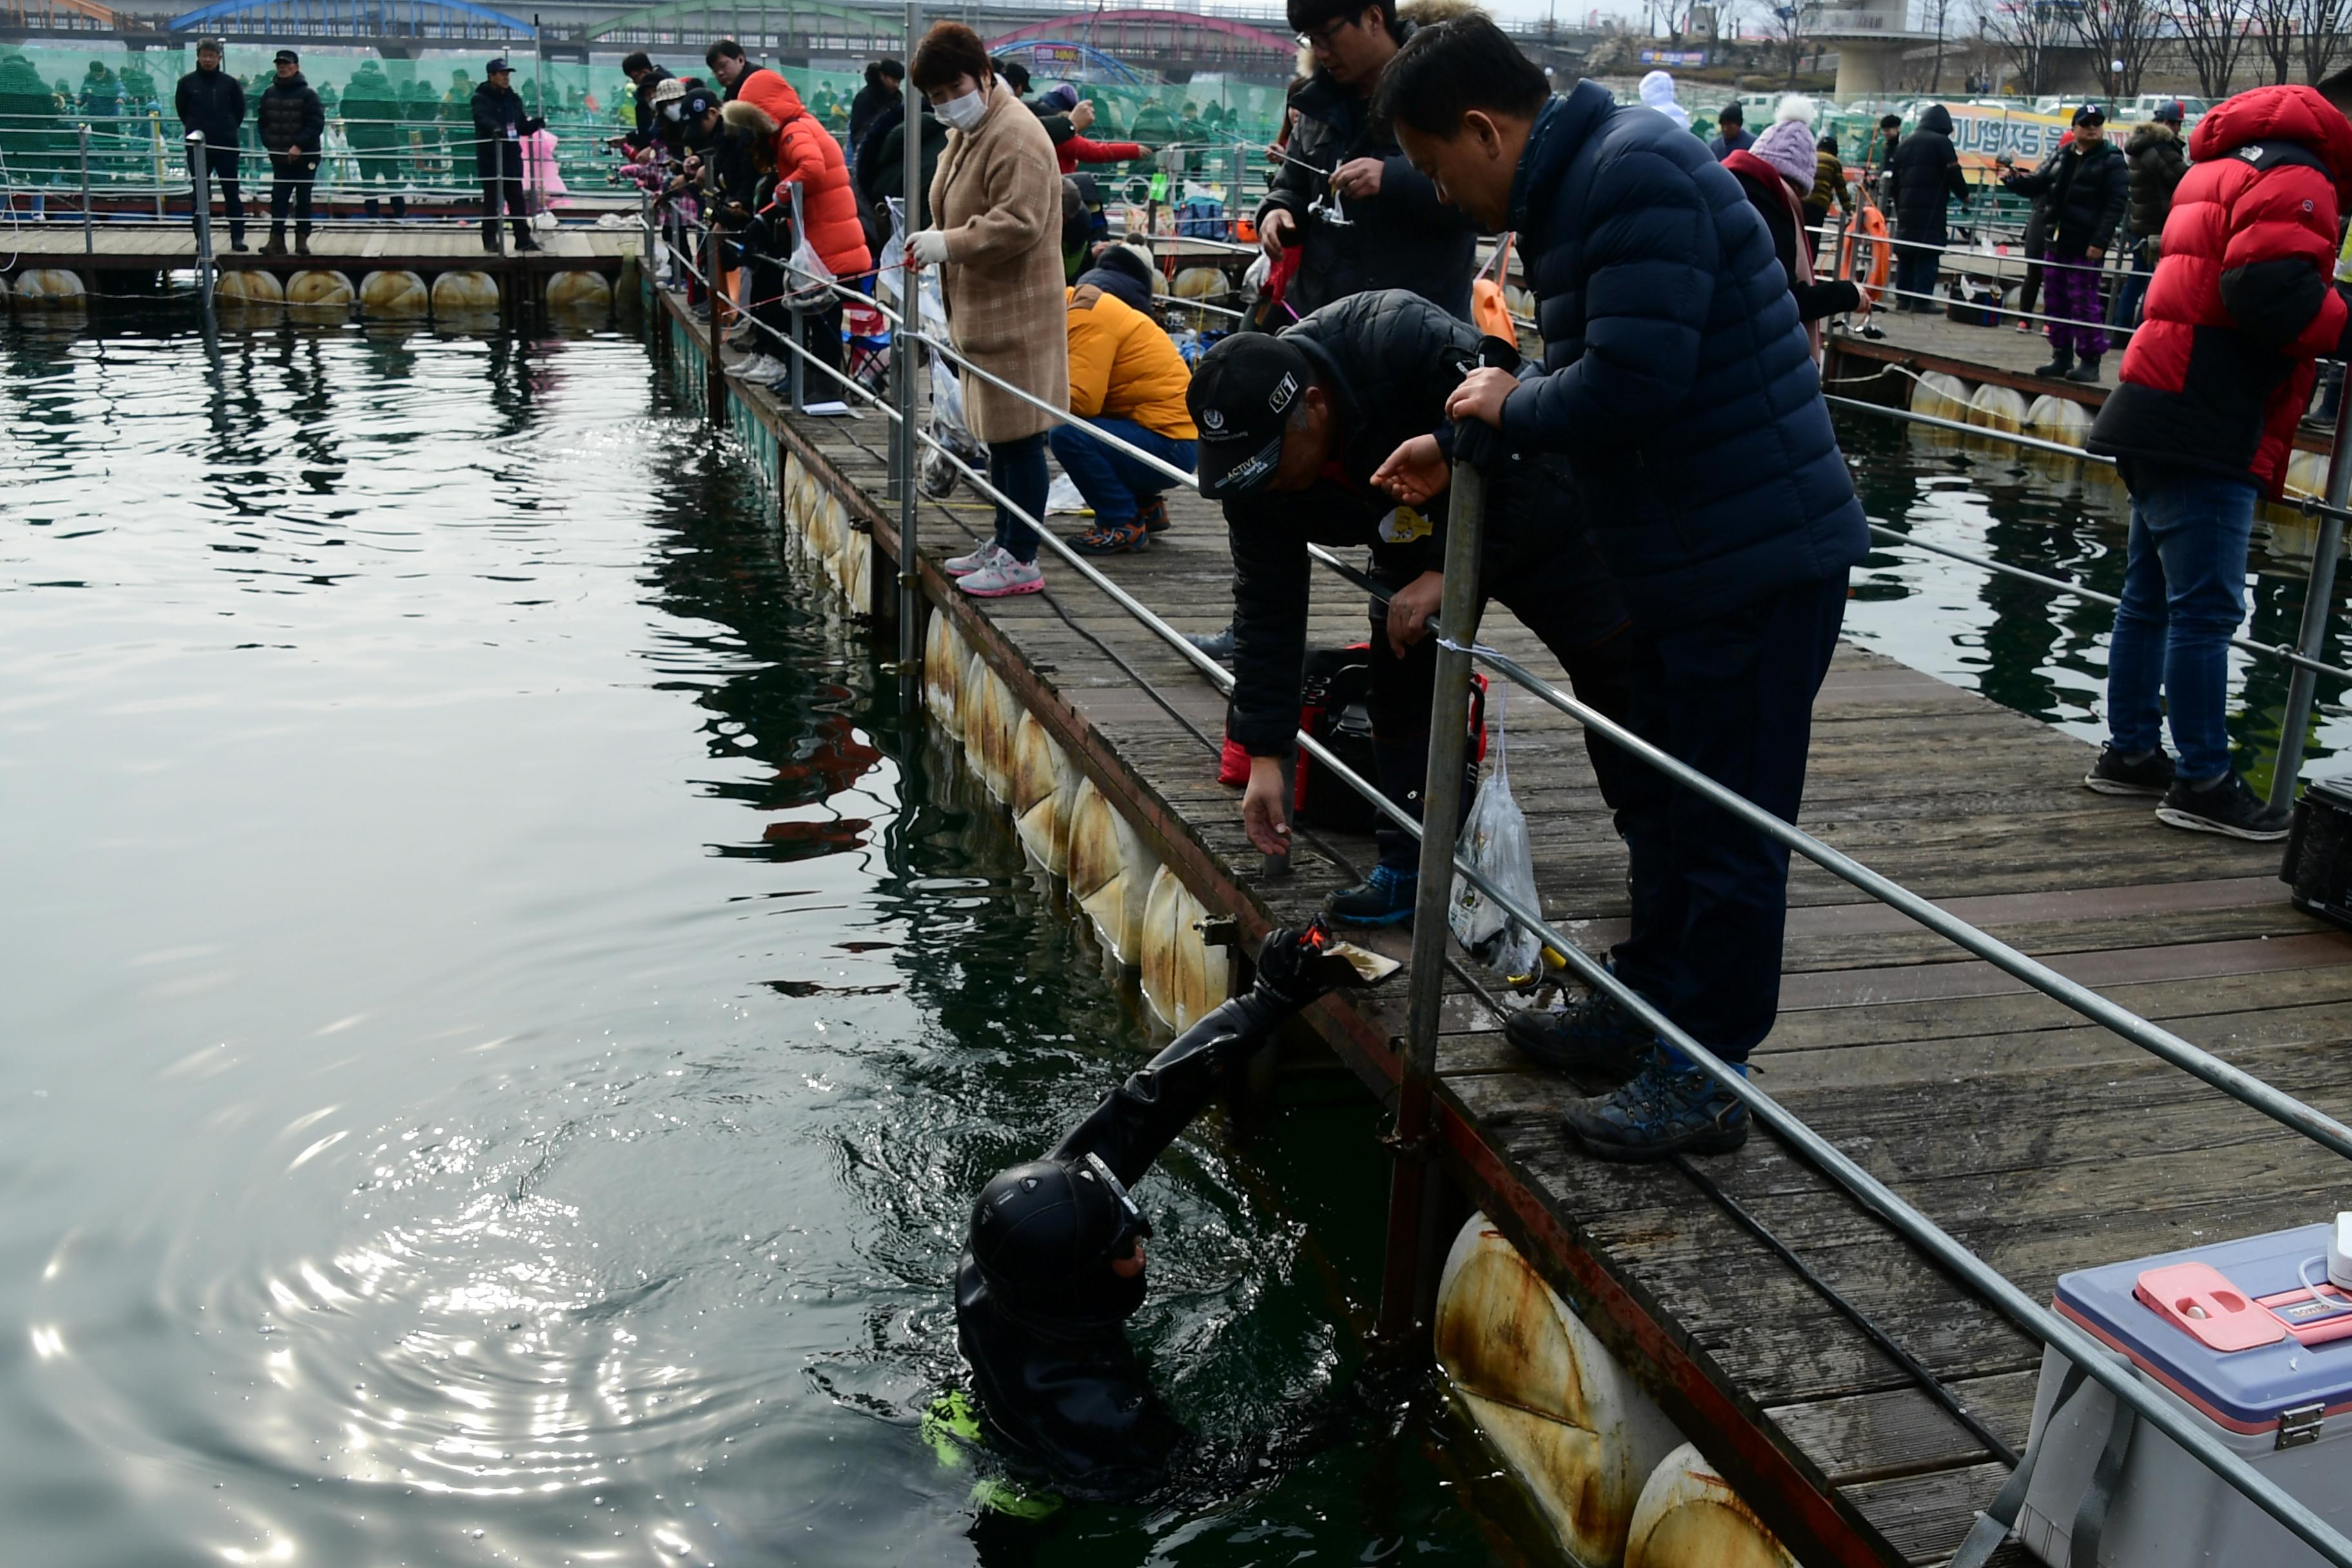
left=2250, top=0, right=2297, bottom=82
left=1923, top=0, right=1959, bottom=87
left=2298, top=0, right=2352, bottom=84
left=2062, top=0, right=2164, bottom=96
left=2175, top=0, right=2253, bottom=96
left=1977, top=0, right=2063, bottom=95
left=1763, top=0, right=1823, bottom=84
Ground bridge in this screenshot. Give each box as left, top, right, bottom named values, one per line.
left=989, top=9, right=1297, bottom=81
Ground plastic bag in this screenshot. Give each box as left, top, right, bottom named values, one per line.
left=1449, top=683, right=1543, bottom=983
left=875, top=198, right=908, bottom=315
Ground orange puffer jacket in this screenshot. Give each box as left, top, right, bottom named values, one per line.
left=736, top=70, right=872, bottom=280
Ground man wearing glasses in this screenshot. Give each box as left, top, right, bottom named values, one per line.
left=1256, top=0, right=1478, bottom=322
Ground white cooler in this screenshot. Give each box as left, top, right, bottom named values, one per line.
left=2013, top=1223, right=2352, bottom=1567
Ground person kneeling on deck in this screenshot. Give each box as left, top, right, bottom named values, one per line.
left=1191, top=288, right=1641, bottom=928
left=1050, top=244, right=1198, bottom=556
left=2081, top=80, right=2352, bottom=841
left=955, top=923, right=1366, bottom=1498
left=1375, top=17, right=1865, bottom=1159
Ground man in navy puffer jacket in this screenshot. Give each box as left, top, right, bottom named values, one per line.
left=1374, top=16, right=1866, bottom=1161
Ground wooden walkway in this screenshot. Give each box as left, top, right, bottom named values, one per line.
left=663, top=293, right=2352, bottom=1566
left=0, top=220, right=642, bottom=278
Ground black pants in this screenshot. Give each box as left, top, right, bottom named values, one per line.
left=1608, top=573, right=1848, bottom=1064
left=1365, top=520, right=1647, bottom=872
left=188, top=143, right=244, bottom=245
left=267, top=152, right=317, bottom=234
left=480, top=142, right=529, bottom=242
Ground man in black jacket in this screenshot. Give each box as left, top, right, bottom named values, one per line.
left=615, top=53, right=672, bottom=157
left=847, top=56, right=902, bottom=168
left=174, top=37, right=246, bottom=252
left=472, top=58, right=543, bottom=253
left=1886, top=102, right=1970, bottom=309
left=1255, top=0, right=1478, bottom=322
left=1190, top=290, right=1640, bottom=926
left=2000, top=106, right=2128, bottom=380
left=255, top=50, right=322, bottom=257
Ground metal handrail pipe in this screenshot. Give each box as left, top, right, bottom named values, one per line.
left=658, top=235, right=900, bottom=422
left=905, top=417, right=2352, bottom=1565
left=909, top=326, right=1199, bottom=491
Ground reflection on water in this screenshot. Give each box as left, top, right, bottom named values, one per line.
left=1838, top=415, right=2352, bottom=792
left=0, top=314, right=1516, bottom=1567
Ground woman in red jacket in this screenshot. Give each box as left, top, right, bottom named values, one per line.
left=1035, top=85, right=1150, bottom=174
left=2085, top=81, right=2352, bottom=839
left=720, top=89, right=874, bottom=386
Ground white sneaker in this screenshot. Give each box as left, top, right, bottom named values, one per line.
left=958, top=556, right=1043, bottom=598
left=730, top=354, right=789, bottom=386
left=945, top=541, right=1003, bottom=576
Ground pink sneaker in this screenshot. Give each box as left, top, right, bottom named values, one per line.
left=945, top=541, right=1002, bottom=576
left=959, top=557, right=1043, bottom=598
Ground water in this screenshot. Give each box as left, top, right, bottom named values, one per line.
left=1837, top=415, right=2352, bottom=791
left=0, top=313, right=1534, bottom=1568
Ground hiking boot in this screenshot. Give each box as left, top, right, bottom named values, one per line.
left=1324, top=863, right=1416, bottom=926
left=945, top=541, right=1004, bottom=576
left=958, top=556, right=1044, bottom=598
left=1138, top=494, right=1171, bottom=534
left=1504, top=987, right=1654, bottom=1079
left=2064, top=356, right=2101, bottom=384
left=2155, top=772, right=2291, bottom=841
left=294, top=231, right=311, bottom=257
left=1073, top=518, right=1149, bottom=555
left=260, top=230, right=286, bottom=257
left=1563, top=1054, right=1750, bottom=1161
left=482, top=231, right=503, bottom=253
left=2034, top=348, right=2075, bottom=378
left=515, top=233, right=542, bottom=253
left=1186, top=622, right=1236, bottom=662
left=2083, top=743, right=2175, bottom=797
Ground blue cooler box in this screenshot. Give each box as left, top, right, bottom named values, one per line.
left=2019, top=1224, right=2352, bottom=1565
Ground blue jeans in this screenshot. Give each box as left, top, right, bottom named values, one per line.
left=1895, top=247, right=1940, bottom=310
left=2108, top=238, right=2155, bottom=330
left=1046, top=418, right=1194, bottom=529
left=988, top=432, right=1050, bottom=564
left=2106, top=469, right=2258, bottom=783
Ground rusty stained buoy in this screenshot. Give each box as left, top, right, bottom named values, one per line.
left=923, top=612, right=968, bottom=730
left=545, top=270, right=612, bottom=313
left=284, top=268, right=354, bottom=307
left=1435, top=1214, right=1687, bottom=1566
left=429, top=269, right=499, bottom=314
left=1137, top=865, right=1229, bottom=1032
left=2023, top=393, right=2091, bottom=448
left=358, top=269, right=428, bottom=317
left=1064, top=776, right=1160, bottom=966
left=956, top=651, right=1021, bottom=805
left=213, top=268, right=284, bottom=307
left=1908, top=370, right=1970, bottom=422
left=1965, top=382, right=2029, bottom=436
left=14, top=268, right=86, bottom=308
left=1010, top=714, right=1080, bottom=876
left=1625, top=1443, right=1797, bottom=1568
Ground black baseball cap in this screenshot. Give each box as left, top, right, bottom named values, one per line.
left=485, top=57, right=513, bottom=74
left=1188, top=334, right=1313, bottom=499
left=2072, top=104, right=2106, bottom=126
left=2152, top=99, right=2184, bottom=124
left=273, top=48, right=298, bottom=64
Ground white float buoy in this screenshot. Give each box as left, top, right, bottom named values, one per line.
left=1436, top=1214, right=1687, bottom=1567
left=213, top=268, right=284, bottom=306
left=1065, top=778, right=1161, bottom=965
left=2023, top=393, right=2092, bottom=448
left=429, top=269, right=500, bottom=313
left=924, top=614, right=968, bottom=729
left=956, top=652, right=1022, bottom=804
left=1966, top=382, right=2030, bottom=435
left=358, top=269, right=428, bottom=317
left=14, top=268, right=86, bottom=307
left=1140, top=868, right=1233, bottom=1032
left=0, top=271, right=14, bottom=307
left=1625, top=1443, right=1797, bottom=1568
left=1012, top=714, right=1082, bottom=875
left=839, top=527, right=872, bottom=616
left=2286, top=449, right=2330, bottom=500
left=545, top=270, right=612, bottom=313
left=284, top=268, right=354, bottom=307
left=1909, top=371, right=1971, bottom=422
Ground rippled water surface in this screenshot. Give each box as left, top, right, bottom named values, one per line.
left=0, top=315, right=1524, bottom=1568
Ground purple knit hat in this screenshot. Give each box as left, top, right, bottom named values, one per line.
left=1750, top=116, right=1817, bottom=190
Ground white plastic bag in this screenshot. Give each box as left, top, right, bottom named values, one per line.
left=1449, top=683, right=1543, bottom=983
left=874, top=198, right=908, bottom=315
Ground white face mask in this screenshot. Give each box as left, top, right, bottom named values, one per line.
left=938, top=85, right=987, bottom=133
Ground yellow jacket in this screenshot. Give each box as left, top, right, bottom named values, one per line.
left=1065, top=286, right=1197, bottom=440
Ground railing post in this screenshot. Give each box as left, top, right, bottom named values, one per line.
left=895, top=0, right=924, bottom=715
left=705, top=215, right=727, bottom=428
left=787, top=179, right=807, bottom=415
left=2268, top=395, right=2352, bottom=811
left=79, top=122, right=92, bottom=257
left=1376, top=456, right=1486, bottom=1348
left=188, top=131, right=214, bottom=313
left=151, top=109, right=165, bottom=224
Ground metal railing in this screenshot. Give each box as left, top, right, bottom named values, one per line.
left=651, top=164, right=2352, bottom=1565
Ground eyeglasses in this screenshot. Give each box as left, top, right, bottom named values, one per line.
left=1297, top=14, right=1355, bottom=50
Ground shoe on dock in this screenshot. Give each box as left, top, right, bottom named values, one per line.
left=1324, top=864, right=1416, bottom=926
left=1073, top=518, right=1149, bottom=555
left=1505, top=987, right=1654, bottom=1079
left=2155, top=772, right=2290, bottom=841
left=2083, top=743, right=2175, bottom=797
left=958, top=557, right=1043, bottom=598
left=1562, top=1054, right=1750, bottom=1162
left=945, top=542, right=1004, bottom=576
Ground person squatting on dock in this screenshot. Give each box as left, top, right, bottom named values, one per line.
left=1997, top=106, right=2128, bottom=384
left=908, top=23, right=1070, bottom=602
left=255, top=50, right=322, bottom=258
left=1191, top=290, right=1642, bottom=928
left=1376, top=17, right=1867, bottom=1161
left=175, top=37, right=247, bottom=253
left=1051, top=244, right=1199, bottom=556
left=2082, top=80, right=2352, bottom=842
left=473, top=59, right=544, bottom=255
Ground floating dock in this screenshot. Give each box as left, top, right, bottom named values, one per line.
left=656, top=286, right=2352, bottom=1567
left=0, top=217, right=643, bottom=282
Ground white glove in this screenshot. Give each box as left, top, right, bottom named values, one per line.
left=910, top=229, right=951, bottom=266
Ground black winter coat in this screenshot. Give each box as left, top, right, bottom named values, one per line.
left=255, top=74, right=322, bottom=155
left=471, top=81, right=542, bottom=176
left=1223, top=289, right=1622, bottom=757
left=175, top=66, right=244, bottom=148
left=1730, top=166, right=1863, bottom=324
left=628, top=66, right=673, bottom=150
left=1888, top=103, right=1969, bottom=244
left=1500, top=83, right=1865, bottom=630
left=2124, top=122, right=2188, bottom=240
left=2003, top=137, right=2128, bottom=257
left=1255, top=40, right=1478, bottom=321
left=847, top=79, right=896, bottom=158
left=856, top=103, right=943, bottom=227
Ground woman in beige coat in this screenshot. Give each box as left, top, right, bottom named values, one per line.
left=907, top=22, right=1068, bottom=598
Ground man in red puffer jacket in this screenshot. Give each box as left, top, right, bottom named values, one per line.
left=2086, top=81, right=2352, bottom=841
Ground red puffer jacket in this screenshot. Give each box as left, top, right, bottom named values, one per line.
left=2090, top=85, right=2352, bottom=495
left=745, top=73, right=872, bottom=281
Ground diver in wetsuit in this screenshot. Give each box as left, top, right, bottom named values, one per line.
left=953, top=922, right=1373, bottom=1499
